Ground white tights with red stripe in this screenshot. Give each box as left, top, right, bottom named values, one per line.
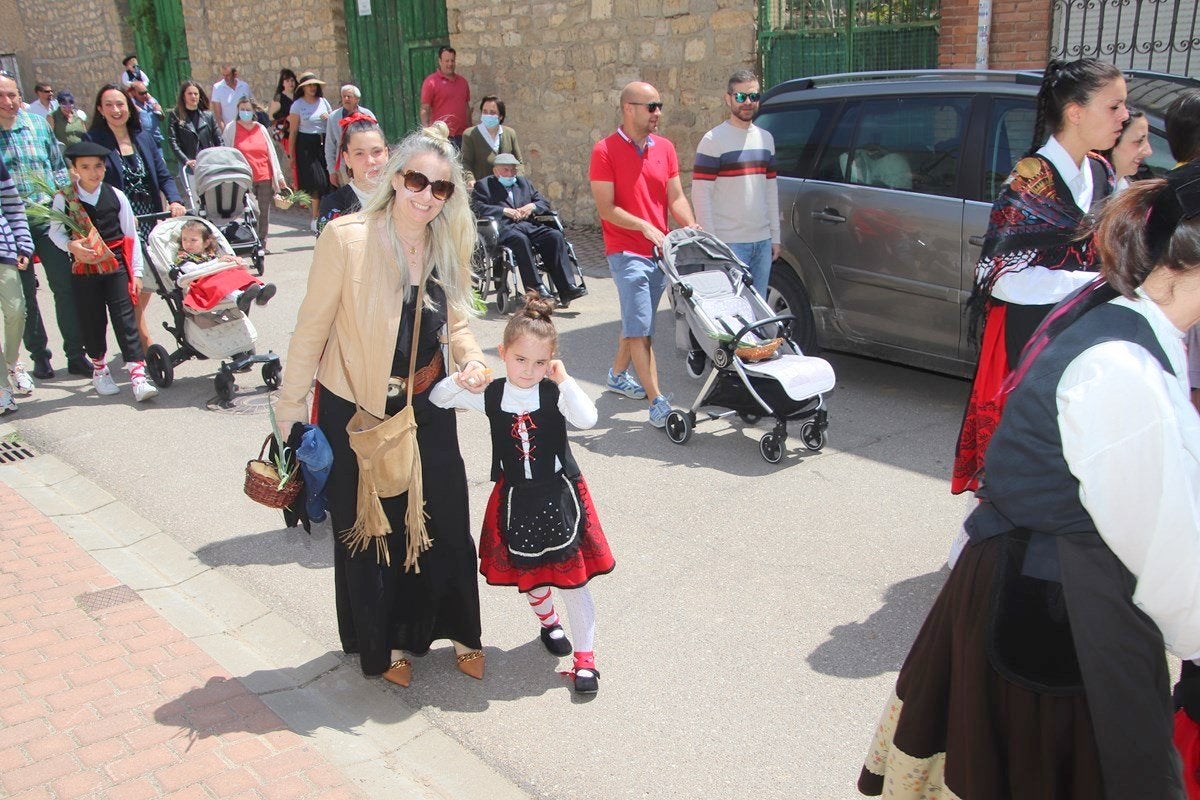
left=526, top=586, right=596, bottom=671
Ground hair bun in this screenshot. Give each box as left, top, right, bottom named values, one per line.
left=521, top=290, right=556, bottom=320
left=423, top=120, right=451, bottom=142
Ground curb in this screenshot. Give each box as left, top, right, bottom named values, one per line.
left=0, top=422, right=532, bottom=800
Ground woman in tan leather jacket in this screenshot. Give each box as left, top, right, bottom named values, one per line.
left=276, top=122, right=492, bottom=687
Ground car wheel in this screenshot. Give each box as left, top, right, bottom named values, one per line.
left=767, top=265, right=818, bottom=356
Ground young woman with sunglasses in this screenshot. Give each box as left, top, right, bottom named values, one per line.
left=276, top=121, right=491, bottom=688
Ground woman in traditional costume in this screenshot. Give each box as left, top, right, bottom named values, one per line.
left=951, top=59, right=1127, bottom=494
left=860, top=159, right=1200, bottom=800
left=275, top=122, right=492, bottom=686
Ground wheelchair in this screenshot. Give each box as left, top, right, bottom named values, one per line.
left=472, top=212, right=587, bottom=314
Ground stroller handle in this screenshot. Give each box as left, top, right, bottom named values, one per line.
left=135, top=211, right=176, bottom=223
left=729, top=313, right=798, bottom=346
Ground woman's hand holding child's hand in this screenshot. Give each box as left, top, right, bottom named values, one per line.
left=547, top=360, right=568, bottom=384
left=456, top=362, right=493, bottom=394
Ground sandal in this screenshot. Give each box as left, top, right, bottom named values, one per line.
left=455, top=650, right=485, bottom=680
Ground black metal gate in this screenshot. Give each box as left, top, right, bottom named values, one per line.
left=1051, top=0, right=1200, bottom=76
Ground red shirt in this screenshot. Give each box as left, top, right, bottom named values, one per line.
left=420, top=71, right=471, bottom=136
left=588, top=129, right=679, bottom=257
left=235, top=124, right=271, bottom=183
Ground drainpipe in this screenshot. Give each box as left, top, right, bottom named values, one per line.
left=976, top=0, right=993, bottom=68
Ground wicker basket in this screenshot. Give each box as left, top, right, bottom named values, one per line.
left=272, top=195, right=294, bottom=211
left=736, top=337, right=783, bottom=362
left=244, top=435, right=302, bottom=509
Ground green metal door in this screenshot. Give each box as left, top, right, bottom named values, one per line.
left=758, top=0, right=940, bottom=87
left=343, top=0, right=449, bottom=141
left=127, top=0, right=192, bottom=102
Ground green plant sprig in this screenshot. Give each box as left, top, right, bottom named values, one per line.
left=265, top=394, right=295, bottom=490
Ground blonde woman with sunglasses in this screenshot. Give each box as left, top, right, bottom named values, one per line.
left=277, top=121, right=491, bottom=688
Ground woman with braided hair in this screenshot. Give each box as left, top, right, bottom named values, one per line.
left=951, top=58, right=1128, bottom=494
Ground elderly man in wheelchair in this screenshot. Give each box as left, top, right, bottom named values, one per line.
left=472, top=153, right=587, bottom=308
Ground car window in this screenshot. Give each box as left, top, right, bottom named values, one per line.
left=1143, top=129, right=1175, bottom=178
left=814, top=102, right=860, bottom=182
left=754, top=103, right=836, bottom=178
left=841, top=96, right=969, bottom=197
left=983, top=97, right=1037, bottom=202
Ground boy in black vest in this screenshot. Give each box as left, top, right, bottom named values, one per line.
left=48, top=141, right=157, bottom=401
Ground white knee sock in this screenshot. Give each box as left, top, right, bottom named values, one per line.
left=558, top=586, right=596, bottom=654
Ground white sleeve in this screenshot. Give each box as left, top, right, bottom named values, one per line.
left=556, top=377, right=597, bottom=429
left=48, top=193, right=71, bottom=252
left=325, top=112, right=339, bottom=173
left=115, top=190, right=144, bottom=278
left=428, top=375, right=486, bottom=413
left=691, top=137, right=716, bottom=233
left=987, top=262, right=1097, bottom=306
left=1058, top=340, right=1200, bottom=660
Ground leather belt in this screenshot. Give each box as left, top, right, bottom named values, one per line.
left=387, top=351, right=443, bottom=398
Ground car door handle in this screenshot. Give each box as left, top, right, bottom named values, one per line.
left=811, top=208, right=846, bottom=224
left=968, top=235, right=986, bottom=247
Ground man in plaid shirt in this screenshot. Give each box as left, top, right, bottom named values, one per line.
left=0, top=72, right=85, bottom=379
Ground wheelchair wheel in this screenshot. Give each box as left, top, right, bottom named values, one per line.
left=495, top=262, right=520, bottom=315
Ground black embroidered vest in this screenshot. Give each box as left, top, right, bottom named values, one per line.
left=484, top=379, right=579, bottom=483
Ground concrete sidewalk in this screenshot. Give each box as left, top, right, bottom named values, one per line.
left=0, top=424, right=532, bottom=800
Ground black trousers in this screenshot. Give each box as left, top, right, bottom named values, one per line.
left=71, top=271, right=144, bottom=365
left=499, top=221, right=576, bottom=296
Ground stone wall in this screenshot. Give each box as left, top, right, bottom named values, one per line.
left=449, top=0, right=758, bottom=224
left=0, top=0, right=133, bottom=105
left=181, top=0, right=352, bottom=108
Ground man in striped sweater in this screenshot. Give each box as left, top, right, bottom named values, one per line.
left=692, top=69, right=780, bottom=300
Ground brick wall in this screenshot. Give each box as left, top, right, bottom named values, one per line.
left=449, top=0, right=759, bottom=224
left=938, top=0, right=1051, bottom=69
left=0, top=0, right=133, bottom=108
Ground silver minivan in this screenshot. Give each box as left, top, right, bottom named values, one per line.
left=756, top=70, right=1189, bottom=377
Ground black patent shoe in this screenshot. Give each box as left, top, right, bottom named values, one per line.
left=539, top=624, right=573, bottom=657
left=574, top=667, right=599, bottom=694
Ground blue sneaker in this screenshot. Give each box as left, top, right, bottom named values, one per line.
left=606, top=369, right=646, bottom=400
left=649, top=395, right=672, bottom=428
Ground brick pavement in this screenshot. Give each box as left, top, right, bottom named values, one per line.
left=0, top=483, right=366, bottom=800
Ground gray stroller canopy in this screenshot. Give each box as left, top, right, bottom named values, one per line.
left=193, top=147, right=254, bottom=195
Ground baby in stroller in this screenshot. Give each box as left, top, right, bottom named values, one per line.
left=175, top=219, right=276, bottom=315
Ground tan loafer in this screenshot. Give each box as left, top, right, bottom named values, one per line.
left=383, top=657, right=412, bottom=687
left=455, top=650, right=485, bottom=680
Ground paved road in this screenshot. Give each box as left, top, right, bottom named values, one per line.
left=7, top=208, right=971, bottom=799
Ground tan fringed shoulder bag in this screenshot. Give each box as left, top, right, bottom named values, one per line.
left=341, top=279, right=431, bottom=572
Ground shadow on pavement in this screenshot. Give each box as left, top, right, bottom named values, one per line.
left=806, top=566, right=949, bottom=679
left=194, top=522, right=334, bottom=569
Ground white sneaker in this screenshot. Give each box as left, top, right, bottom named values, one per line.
left=8, top=363, right=33, bottom=396
left=0, top=387, right=16, bottom=415
left=132, top=378, right=158, bottom=402
left=92, top=368, right=120, bottom=396
left=310, top=220, right=319, bottom=234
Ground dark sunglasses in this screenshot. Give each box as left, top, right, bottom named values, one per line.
left=629, top=101, right=664, bottom=113
left=730, top=91, right=761, bottom=104
left=402, top=170, right=455, bottom=201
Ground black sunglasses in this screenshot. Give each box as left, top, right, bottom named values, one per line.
left=402, top=170, right=455, bottom=201
left=730, top=91, right=761, bottom=103
left=629, top=101, right=664, bottom=113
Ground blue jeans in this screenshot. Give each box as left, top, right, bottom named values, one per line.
left=727, top=238, right=773, bottom=299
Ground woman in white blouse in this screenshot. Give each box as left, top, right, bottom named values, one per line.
left=287, top=73, right=333, bottom=232
left=859, top=164, right=1200, bottom=800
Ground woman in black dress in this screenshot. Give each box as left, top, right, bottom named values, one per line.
left=84, top=84, right=186, bottom=350
left=267, top=69, right=297, bottom=170
left=276, top=121, right=491, bottom=686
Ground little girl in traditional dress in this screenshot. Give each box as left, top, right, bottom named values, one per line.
left=175, top=219, right=276, bottom=314
left=430, top=293, right=615, bottom=694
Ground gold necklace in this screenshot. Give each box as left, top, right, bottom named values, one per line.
left=396, top=231, right=426, bottom=258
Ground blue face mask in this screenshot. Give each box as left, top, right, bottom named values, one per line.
left=238, top=110, right=254, bottom=122
left=497, top=175, right=517, bottom=188
left=481, top=114, right=500, bottom=129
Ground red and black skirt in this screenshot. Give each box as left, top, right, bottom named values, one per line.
left=479, top=472, right=614, bottom=592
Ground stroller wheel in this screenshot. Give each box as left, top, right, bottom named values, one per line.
left=800, top=420, right=827, bottom=452
left=215, top=369, right=236, bottom=404
left=664, top=410, right=692, bottom=445
left=759, top=432, right=784, bottom=464
left=262, top=360, right=282, bottom=389
left=146, top=344, right=174, bottom=388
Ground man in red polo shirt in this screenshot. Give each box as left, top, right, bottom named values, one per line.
left=420, top=46, right=471, bottom=148
left=589, top=80, right=698, bottom=428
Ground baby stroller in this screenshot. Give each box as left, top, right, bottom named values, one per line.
left=472, top=212, right=587, bottom=313
left=140, top=213, right=281, bottom=403
left=658, top=229, right=834, bottom=463
left=184, top=147, right=265, bottom=276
